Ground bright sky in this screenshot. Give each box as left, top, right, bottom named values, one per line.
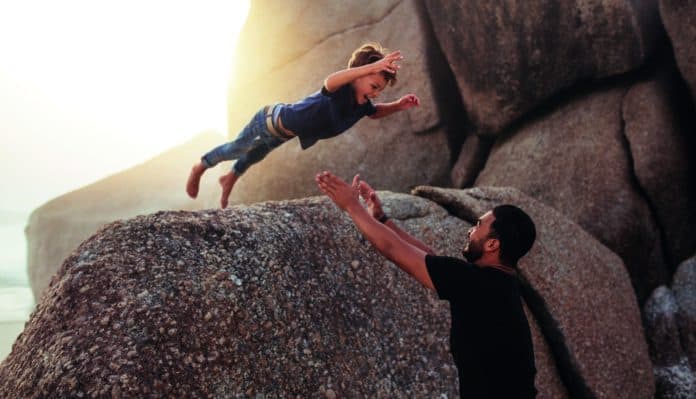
left=0, top=0, right=249, bottom=213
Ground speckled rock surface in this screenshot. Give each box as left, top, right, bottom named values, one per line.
left=3, top=194, right=467, bottom=398
left=643, top=286, right=696, bottom=398
left=413, top=186, right=654, bottom=399
left=423, top=0, right=660, bottom=134
left=672, top=255, right=696, bottom=371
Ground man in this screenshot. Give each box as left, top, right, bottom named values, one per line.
left=315, top=171, right=537, bottom=398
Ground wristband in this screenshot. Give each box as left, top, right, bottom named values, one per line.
left=378, top=214, right=389, bottom=224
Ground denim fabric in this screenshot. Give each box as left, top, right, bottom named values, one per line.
left=201, top=106, right=284, bottom=175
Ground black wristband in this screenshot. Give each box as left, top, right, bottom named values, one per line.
left=378, top=214, right=389, bottom=224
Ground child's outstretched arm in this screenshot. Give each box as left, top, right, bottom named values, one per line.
left=370, top=94, right=420, bottom=119
left=324, top=50, right=402, bottom=93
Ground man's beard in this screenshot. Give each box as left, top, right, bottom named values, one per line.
left=462, top=238, right=483, bottom=262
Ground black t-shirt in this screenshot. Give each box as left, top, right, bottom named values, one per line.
left=426, top=255, right=537, bottom=398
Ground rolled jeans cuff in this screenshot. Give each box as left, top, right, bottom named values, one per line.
left=201, top=155, right=214, bottom=168
left=232, top=161, right=247, bottom=176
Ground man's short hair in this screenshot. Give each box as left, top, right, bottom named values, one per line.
left=490, top=205, right=536, bottom=267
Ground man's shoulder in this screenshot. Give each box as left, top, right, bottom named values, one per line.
left=425, top=255, right=476, bottom=301
left=426, top=254, right=471, bottom=268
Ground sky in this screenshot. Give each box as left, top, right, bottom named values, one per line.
left=0, top=0, right=250, bottom=213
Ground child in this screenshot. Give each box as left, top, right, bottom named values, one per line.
left=186, top=42, right=420, bottom=208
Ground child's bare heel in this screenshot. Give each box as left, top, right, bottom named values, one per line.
left=218, top=172, right=239, bottom=209
left=186, top=163, right=206, bottom=198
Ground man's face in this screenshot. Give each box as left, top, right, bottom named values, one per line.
left=462, top=211, right=495, bottom=261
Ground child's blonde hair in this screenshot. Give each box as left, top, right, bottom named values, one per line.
left=347, top=42, right=397, bottom=86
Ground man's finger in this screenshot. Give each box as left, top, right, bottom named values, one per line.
left=352, top=174, right=360, bottom=191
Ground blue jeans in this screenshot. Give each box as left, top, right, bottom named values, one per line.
left=201, top=106, right=285, bottom=175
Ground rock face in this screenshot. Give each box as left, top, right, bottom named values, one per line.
left=474, top=86, right=668, bottom=302
left=226, top=0, right=453, bottom=205
left=660, top=0, right=696, bottom=105
left=424, top=0, right=660, bottom=134
left=4, top=194, right=466, bottom=397
left=25, top=132, right=226, bottom=302
left=414, top=186, right=654, bottom=399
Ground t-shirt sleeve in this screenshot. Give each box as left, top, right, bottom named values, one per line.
left=426, top=255, right=456, bottom=300
left=321, top=84, right=345, bottom=98
left=426, top=255, right=475, bottom=301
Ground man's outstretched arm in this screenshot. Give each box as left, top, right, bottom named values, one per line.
left=357, top=180, right=435, bottom=255
left=316, top=171, right=434, bottom=290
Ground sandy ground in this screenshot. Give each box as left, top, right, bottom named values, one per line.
left=0, top=321, right=26, bottom=362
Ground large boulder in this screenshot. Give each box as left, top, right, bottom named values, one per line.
left=622, top=71, right=696, bottom=266
left=4, top=194, right=466, bottom=397
left=474, top=85, right=669, bottom=302
left=643, top=286, right=696, bottom=399
left=26, top=132, right=226, bottom=302
left=414, top=186, right=654, bottom=398
left=660, top=0, right=696, bottom=105
left=423, top=0, right=661, bottom=134
left=226, top=0, right=453, bottom=205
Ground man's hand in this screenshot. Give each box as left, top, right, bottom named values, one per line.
left=358, top=180, right=385, bottom=220
left=396, top=94, right=420, bottom=110
left=315, top=171, right=361, bottom=213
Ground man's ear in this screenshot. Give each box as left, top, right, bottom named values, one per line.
left=484, top=238, right=500, bottom=253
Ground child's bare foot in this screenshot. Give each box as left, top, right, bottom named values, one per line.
left=186, top=162, right=207, bottom=198
left=218, top=171, right=239, bottom=209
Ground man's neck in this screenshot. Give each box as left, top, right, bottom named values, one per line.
left=475, top=261, right=516, bottom=275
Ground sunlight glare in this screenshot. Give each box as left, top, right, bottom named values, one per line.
left=0, top=0, right=249, bottom=210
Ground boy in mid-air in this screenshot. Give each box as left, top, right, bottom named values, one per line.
left=186, top=42, right=420, bottom=208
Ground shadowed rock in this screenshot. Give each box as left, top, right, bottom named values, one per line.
left=450, top=134, right=493, bottom=188
left=643, top=286, right=696, bottom=398
left=524, top=305, right=569, bottom=399
left=423, top=0, right=661, bottom=134
left=660, top=0, right=696, bottom=105
left=672, top=255, right=696, bottom=370
left=413, top=185, right=654, bottom=398
left=623, top=72, right=696, bottom=267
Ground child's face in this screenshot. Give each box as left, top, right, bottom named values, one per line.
left=352, top=73, right=388, bottom=104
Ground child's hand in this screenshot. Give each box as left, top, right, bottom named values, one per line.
left=372, top=50, right=402, bottom=74
left=397, top=94, right=420, bottom=110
